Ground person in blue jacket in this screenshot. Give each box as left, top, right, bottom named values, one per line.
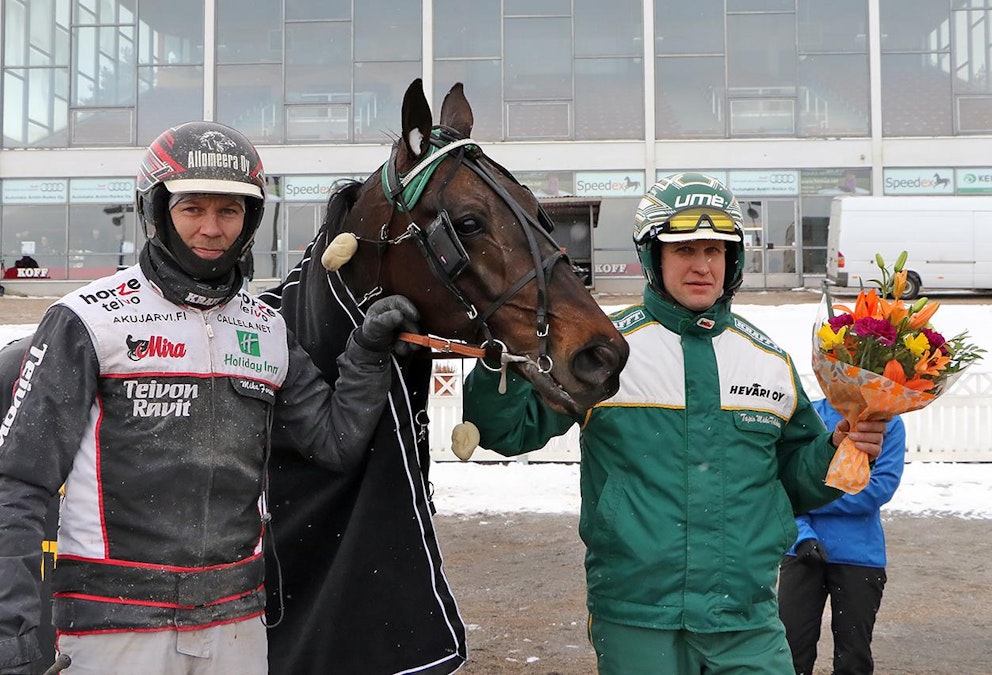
left=777, top=398, right=907, bottom=675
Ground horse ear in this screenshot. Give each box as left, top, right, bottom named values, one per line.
left=398, top=78, right=432, bottom=172
left=439, top=82, right=474, bottom=138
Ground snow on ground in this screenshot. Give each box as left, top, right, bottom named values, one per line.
left=4, top=301, right=992, bottom=519
left=428, top=460, right=992, bottom=519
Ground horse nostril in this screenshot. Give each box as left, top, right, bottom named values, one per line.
left=570, top=341, right=623, bottom=387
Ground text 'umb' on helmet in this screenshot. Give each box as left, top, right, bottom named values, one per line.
left=136, top=121, right=266, bottom=280
left=633, top=171, right=746, bottom=300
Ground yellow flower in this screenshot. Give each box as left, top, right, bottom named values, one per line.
left=903, top=332, right=930, bottom=358
left=818, top=324, right=847, bottom=350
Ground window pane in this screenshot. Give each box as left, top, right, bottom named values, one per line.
left=575, top=0, right=642, bottom=58
left=434, top=0, right=500, bottom=58
left=137, top=0, right=203, bottom=65
left=798, top=0, right=868, bottom=52
left=73, top=0, right=132, bottom=24
left=798, top=54, right=869, bottom=136
left=72, top=25, right=136, bottom=106
left=286, top=23, right=351, bottom=104
left=434, top=60, right=502, bottom=140
left=575, top=58, right=643, bottom=140
left=506, top=101, right=570, bottom=138
left=655, top=0, right=724, bottom=54
left=957, top=96, right=992, bottom=131
left=730, top=98, right=795, bottom=134
left=505, top=0, right=571, bottom=15
left=953, top=9, right=992, bottom=93
left=881, top=53, right=953, bottom=135
left=253, top=175, right=282, bottom=279
left=68, top=204, right=128, bottom=278
left=1, top=204, right=68, bottom=278
left=71, top=108, right=132, bottom=144
left=728, top=14, right=796, bottom=90
left=217, top=64, right=284, bottom=143
left=355, top=0, right=420, bottom=61
left=286, top=104, right=350, bottom=141
left=354, top=61, right=422, bottom=142
left=880, top=0, right=951, bottom=52
left=3, top=67, right=70, bottom=147
left=505, top=17, right=571, bottom=100
left=137, top=65, right=203, bottom=145
left=216, top=1, right=281, bottom=64
left=728, top=0, right=794, bottom=9
left=6, top=0, right=71, bottom=67
left=286, top=0, right=350, bottom=21
left=656, top=56, right=726, bottom=138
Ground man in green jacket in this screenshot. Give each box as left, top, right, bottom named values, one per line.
left=463, top=172, right=888, bottom=674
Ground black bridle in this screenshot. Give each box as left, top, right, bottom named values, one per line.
left=355, top=126, right=566, bottom=373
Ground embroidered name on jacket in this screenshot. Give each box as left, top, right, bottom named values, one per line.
left=124, top=379, right=199, bottom=417
left=0, top=344, right=48, bottom=447
left=727, top=382, right=788, bottom=401
left=126, top=334, right=187, bottom=360
left=732, top=317, right=782, bottom=354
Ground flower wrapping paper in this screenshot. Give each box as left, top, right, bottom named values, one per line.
left=812, top=350, right=937, bottom=494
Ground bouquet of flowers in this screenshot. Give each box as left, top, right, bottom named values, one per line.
left=814, top=251, right=984, bottom=493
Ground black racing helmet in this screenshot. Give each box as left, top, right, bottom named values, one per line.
left=633, top=172, right=746, bottom=302
left=136, top=121, right=266, bottom=280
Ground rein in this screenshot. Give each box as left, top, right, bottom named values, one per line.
left=396, top=331, right=537, bottom=395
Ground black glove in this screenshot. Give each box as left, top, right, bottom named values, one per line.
left=353, top=295, right=421, bottom=358
left=795, top=538, right=828, bottom=565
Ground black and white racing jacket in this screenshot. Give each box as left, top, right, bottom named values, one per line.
left=0, top=265, right=391, bottom=656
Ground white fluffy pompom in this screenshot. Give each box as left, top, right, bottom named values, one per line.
left=321, top=233, right=358, bottom=271
left=450, top=421, right=480, bottom=461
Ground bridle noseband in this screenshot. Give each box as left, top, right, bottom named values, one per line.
left=352, top=126, right=567, bottom=375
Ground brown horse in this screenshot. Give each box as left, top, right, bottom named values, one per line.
left=259, top=78, right=628, bottom=674
left=325, top=80, right=627, bottom=414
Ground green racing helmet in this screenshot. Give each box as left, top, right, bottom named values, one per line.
left=633, top=172, right=745, bottom=301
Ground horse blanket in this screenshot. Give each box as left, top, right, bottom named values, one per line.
left=258, top=233, right=467, bottom=674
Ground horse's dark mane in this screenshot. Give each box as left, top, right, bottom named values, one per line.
left=321, top=179, right=365, bottom=236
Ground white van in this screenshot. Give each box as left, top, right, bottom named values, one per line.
left=827, top=195, right=992, bottom=298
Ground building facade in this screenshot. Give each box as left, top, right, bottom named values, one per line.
left=2, top=0, right=991, bottom=291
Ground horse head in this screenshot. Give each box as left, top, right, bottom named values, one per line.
left=323, top=79, right=628, bottom=417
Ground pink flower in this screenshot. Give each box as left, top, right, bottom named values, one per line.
left=921, top=327, right=948, bottom=354
left=853, top=316, right=897, bottom=346
left=828, top=313, right=854, bottom=332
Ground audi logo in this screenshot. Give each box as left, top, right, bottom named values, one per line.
left=106, top=181, right=133, bottom=191
left=37, top=182, right=65, bottom=192
left=767, top=174, right=796, bottom=184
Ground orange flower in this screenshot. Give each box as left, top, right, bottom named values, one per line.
left=854, top=289, right=881, bottom=320
left=877, top=296, right=909, bottom=325
left=882, top=359, right=906, bottom=383
left=914, top=349, right=951, bottom=378
left=892, top=270, right=907, bottom=300
left=907, top=301, right=940, bottom=330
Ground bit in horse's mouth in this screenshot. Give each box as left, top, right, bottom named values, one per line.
left=518, top=361, right=585, bottom=417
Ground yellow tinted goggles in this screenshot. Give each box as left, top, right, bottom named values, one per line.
left=664, top=208, right=738, bottom=234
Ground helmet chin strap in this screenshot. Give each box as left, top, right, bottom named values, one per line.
left=141, top=242, right=241, bottom=309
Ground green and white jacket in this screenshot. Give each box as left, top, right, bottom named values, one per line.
left=463, top=284, right=840, bottom=634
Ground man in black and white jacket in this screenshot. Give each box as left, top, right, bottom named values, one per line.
left=0, top=121, right=418, bottom=675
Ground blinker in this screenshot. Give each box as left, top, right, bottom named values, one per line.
left=417, top=210, right=470, bottom=279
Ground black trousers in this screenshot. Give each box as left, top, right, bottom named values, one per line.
left=778, top=555, right=887, bottom=675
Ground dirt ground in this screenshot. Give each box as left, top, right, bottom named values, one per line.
left=436, top=512, right=992, bottom=674
left=4, top=292, right=992, bottom=674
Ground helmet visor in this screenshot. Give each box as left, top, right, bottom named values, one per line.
left=164, top=178, right=263, bottom=200
left=655, top=207, right=741, bottom=243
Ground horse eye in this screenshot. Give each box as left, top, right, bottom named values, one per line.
left=453, top=217, right=483, bottom=237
